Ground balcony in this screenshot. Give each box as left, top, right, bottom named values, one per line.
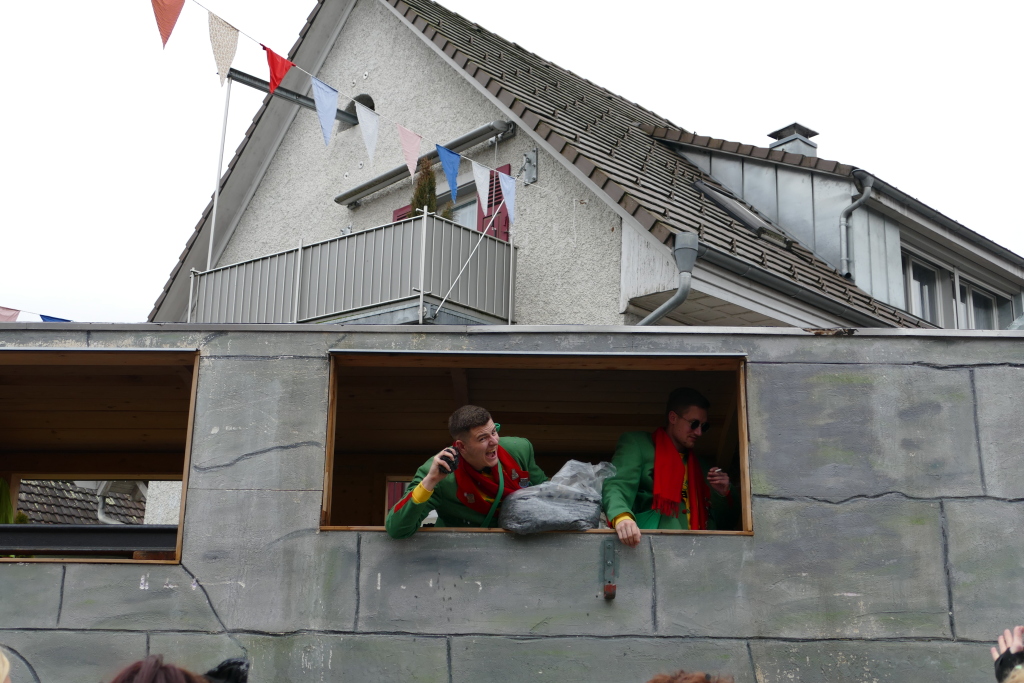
left=188, top=214, right=516, bottom=325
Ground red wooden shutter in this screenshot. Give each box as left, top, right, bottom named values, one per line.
left=393, top=205, right=412, bottom=221
left=476, top=163, right=511, bottom=241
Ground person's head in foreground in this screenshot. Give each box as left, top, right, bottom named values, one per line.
left=664, top=387, right=710, bottom=452
left=0, top=649, right=10, bottom=683
left=110, top=655, right=248, bottom=683
left=449, top=404, right=500, bottom=470
left=993, top=625, right=1024, bottom=683
left=646, top=670, right=733, bottom=683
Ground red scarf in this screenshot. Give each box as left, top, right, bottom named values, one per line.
left=651, top=427, right=711, bottom=530
left=453, top=445, right=530, bottom=516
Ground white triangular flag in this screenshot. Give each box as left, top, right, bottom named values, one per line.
left=310, top=77, right=339, bottom=146
left=354, top=101, right=379, bottom=162
left=499, top=173, right=517, bottom=224
left=472, top=161, right=491, bottom=210
left=208, top=12, right=238, bottom=86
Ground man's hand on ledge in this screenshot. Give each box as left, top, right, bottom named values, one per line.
left=707, top=467, right=730, bottom=496
left=421, top=447, right=459, bottom=492
left=614, top=517, right=642, bottom=547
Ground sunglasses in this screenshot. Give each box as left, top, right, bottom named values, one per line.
left=683, top=418, right=710, bottom=433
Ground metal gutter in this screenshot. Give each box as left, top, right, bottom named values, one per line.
left=638, top=233, right=699, bottom=325
left=694, top=241, right=900, bottom=328
left=334, top=121, right=513, bottom=207
left=227, top=68, right=358, bottom=125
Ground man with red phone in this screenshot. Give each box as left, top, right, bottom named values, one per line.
left=385, top=405, right=547, bottom=538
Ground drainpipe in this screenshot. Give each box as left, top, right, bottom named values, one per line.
left=637, top=232, right=700, bottom=326
left=95, top=481, right=124, bottom=525
left=839, top=174, right=875, bottom=279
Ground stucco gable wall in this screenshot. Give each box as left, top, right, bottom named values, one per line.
left=217, top=0, right=624, bottom=325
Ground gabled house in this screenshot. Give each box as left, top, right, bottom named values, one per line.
left=148, top=0, right=1023, bottom=330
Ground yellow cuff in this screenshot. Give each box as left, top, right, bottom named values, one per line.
left=611, top=512, right=635, bottom=528
left=410, top=483, right=433, bottom=504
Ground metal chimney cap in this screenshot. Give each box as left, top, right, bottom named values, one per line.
left=767, top=123, right=819, bottom=141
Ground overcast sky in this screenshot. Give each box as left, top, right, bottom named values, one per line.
left=2, top=0, right=1021, bottom=322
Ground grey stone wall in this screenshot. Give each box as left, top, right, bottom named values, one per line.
left=1, top=324, right=1021, bottom=682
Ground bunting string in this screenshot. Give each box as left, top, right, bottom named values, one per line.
left=0, top=306, right=71, bottom=323
left=154, top=0, right=579, bottom=225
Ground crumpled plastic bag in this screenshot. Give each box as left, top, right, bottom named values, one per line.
left=499, top=460, right=616, bottom=534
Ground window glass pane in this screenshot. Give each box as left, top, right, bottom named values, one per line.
left=452, top=199, right=477, bottom=228
left=972, top=289, right=995, bottom=330
left=997, top=295, right=1014, bottom=329
left=911, top=262, right=938, bottom=324
left=958, top=284, right=969, bottom=329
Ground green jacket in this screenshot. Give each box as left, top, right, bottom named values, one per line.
left=385, top=437, right=547, bottom=539
left=602, top=431, right=739, bottom=531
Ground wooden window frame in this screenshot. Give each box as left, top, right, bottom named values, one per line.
left=320, top=350, right=753, bottom=536
left=0, top=349, right=200, bottom=564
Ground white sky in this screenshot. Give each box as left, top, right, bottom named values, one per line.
left=2, top=0, right=1021, bottom=322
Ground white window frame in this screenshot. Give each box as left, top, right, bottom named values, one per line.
left=958, top=278, right=1015, bottom=330
left=903, top=253, right=943, bottom=326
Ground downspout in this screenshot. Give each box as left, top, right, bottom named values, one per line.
left=839, top=174, right=875, bottom=279
left=637, top=232, right=699, bottom=326
left=95, top=481, right=124, bottom=525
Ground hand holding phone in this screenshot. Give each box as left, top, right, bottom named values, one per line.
left=439, top=446, right=460, bottom=474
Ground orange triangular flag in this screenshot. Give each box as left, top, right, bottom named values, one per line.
left=151, top=0, right=186, bottom=47
left=261, top=45, right=295, bottom=94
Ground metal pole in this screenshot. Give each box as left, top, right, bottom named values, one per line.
left=418, top=206, right=428, bottom=324
left=207, top=78, right=233, bottom=271
left=507, top=233, right=515, bottom=325
left=187, top=270, right=195, bottom=324
left=293, top=240, right=303, bottom=323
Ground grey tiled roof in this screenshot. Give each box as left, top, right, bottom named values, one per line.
left=387, top=0, right=931, bottom=328
left=18, top=480, right=145, bottom=525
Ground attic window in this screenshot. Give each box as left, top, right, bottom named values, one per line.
left=693, top=181, right=789, bottom=244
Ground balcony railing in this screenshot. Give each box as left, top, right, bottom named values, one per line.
left=188, top=214, right=516, bottom=324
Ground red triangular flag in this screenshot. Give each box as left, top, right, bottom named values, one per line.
left=262, top=45, right=295, bottom=94
left=151, top=0, right=186, bottom=47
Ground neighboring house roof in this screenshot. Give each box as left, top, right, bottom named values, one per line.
left=385, top=0, right=929, bottom=327
left=148, top=1, right=327, bottom=322
left=18, top=480, right=145, bottom=525
left=150, top=0, right=930, bottom=328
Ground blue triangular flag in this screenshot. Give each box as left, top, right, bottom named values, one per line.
left=40, top=315, right=71, bottom=322
left=498, top=172, right=517, bottom=224
left=435, top=145, right=462, bottom=202
left=310, top=77, right=338, bottom=146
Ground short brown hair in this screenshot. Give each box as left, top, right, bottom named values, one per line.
left=646, top=671, right=734, bottom=683
left=449, top=405, right=492, bottom=439
left=666, top=387, right=710, bottom=419
left=109, top=655, right=207, bottom=683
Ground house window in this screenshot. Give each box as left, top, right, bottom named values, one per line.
left=0, top=349, right=198, bottom=562
left=321, top=351, right=753, bottom=535
left=959, top=280, right=1014, bottom=330
left=904, top=255, right=941, bottom=325
left=393, top=164, right=511, bottom=241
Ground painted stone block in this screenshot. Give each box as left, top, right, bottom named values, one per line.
left=973, top=366, right=1024, bottom=498
left=0, top=630, right=146, bottom=683
left=747, top=363, right=982, bottom=499
left=358, top=531, right=653, bottom=635
left=944, top=498, right=1024, bottom=641
left=188, top=356, right=329, bottom=491
left=655, top=497, right=950, bottom=638
left=451, top=636, right=754, bottom=683
left=0, top=563, right=62, bottom=628
left=181, top=488, right=356, bottom=632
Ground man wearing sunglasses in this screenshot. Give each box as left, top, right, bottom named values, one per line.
left=386, top=404, right=547, bottom=538
left=603, top=387, right=739, bottom=547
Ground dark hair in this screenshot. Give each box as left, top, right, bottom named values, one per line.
left=665, top=387, right=710, bottom=419
left=448, top=405, right=492, bottom=439
left=646, top=671, right=734, bottom=683
left=109, top=655, right=207, bottom=683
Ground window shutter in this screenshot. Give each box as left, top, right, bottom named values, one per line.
left=476, top=164, right=511, bottom=241
left=393, top=205, right=412, bottom=222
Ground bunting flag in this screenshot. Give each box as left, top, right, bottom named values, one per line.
left=208, top=12, right=238, bottom=86
left=499, top=173, right=517, bottom=224
left=397, top=125, right=422, bottom=178
left=354, top=102, right=379, bottom=162
left=310, top=78, right=339, bottom=146
left=436, top=146, right=461, bottom=202
left=471, top=161, right=491, bottom=209
left=261, top=45, right=295, bottom=94
left=151, top=0, right=186, bottom=47
left=0, top=306, right=71, bottom=322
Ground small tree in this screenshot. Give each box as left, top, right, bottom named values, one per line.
left=409, top=157, right=453, bottom=219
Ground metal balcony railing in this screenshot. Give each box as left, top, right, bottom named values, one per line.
left=188, top=214, right=516, bottom=324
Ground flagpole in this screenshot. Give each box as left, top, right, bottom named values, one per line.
left=207, top=78, right=232, bottom=271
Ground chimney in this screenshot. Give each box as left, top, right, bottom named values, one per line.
left=767, top=123, right=818, bottom=157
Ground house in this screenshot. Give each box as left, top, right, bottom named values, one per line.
left=148, top=0, right=1023, bottom=331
